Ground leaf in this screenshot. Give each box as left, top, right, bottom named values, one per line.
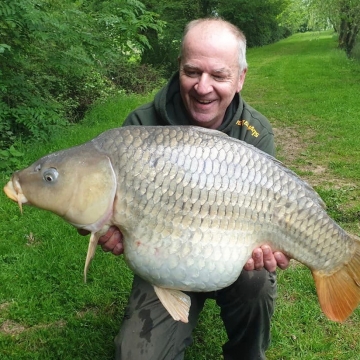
left=0, top=149, right=9, bottom=157
left=9, top=146, right=24, bottom=157
left=0, top=44, right=11, bottom=54
left=0, top=160, right=9, bottom=169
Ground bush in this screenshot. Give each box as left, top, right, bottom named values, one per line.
left=0, top=0, right=164, bottom=150
left=109, top=62, right=166, bottom=94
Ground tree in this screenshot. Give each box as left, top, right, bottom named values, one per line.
left=217, top=0, right=290, bottom=47
left=278, top=0, right=312, bottom=33
left=307, top=0, right=360, bottom=56
left=338, top=0, right=360, bottom=55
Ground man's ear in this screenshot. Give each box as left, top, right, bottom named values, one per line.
left=237, top=69, right=247, bottom=93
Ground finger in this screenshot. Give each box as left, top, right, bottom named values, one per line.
left=98, top=226, right=119, bottom=245
left=261, top=245, right=277, bottom=272
left=243, top=258, right=255, bottom=271
left=112, top=241, right=124, bottom=256
left=100, top=236, right=119, bottom=252
left=252, top=248, right=264, bottom=270
left=274, top=252, right=291, bottom=270
left=101, top=228, right=124, bottom=255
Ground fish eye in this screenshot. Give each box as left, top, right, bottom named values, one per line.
left=43, top=168, right=58, bottom=183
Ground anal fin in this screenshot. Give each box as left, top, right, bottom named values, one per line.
left=153, top=286, right=191, bottom=323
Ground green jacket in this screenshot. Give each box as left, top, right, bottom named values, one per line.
left=123, top=72, right=275, bottom=156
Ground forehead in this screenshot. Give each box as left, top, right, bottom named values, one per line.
left=181, top=24, right=240, bottom=71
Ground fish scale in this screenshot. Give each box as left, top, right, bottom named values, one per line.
left=4, top=125, right=360, bottom=323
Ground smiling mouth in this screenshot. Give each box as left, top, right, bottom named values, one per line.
left=196, top=99, right=213, bottom=104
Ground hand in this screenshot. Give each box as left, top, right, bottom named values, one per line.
left=78, top=226, right=124, bottom=255
left=98, top=226, right=124, bottom=255
left=243, top=245, right=290, bottom=272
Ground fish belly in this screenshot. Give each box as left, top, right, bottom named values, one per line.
left=124, top=225, right=262, bottom=291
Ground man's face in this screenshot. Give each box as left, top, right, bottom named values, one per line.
left=179, top=25, right=246, bottom=129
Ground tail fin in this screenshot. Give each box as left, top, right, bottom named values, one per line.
left=312, top=234, right=360, bottom=322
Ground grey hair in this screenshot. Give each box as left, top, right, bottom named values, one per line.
left=179, top=17, right=248, bottom=72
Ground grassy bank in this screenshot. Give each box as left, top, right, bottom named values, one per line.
left=1, top=31, right=360, bottom=359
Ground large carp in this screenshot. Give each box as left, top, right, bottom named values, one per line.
left=4, top=126, right=360, bottom=323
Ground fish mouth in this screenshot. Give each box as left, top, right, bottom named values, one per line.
left=3, top=177, right=29, bottom=213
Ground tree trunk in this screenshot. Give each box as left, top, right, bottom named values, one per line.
left=337, top=1, right=359, bottom=56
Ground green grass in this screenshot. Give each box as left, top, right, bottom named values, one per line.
left=244, top=31, right=360, bottom=182
left=1, top=31, right=360, bottom=359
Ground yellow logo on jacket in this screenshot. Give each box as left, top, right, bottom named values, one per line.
left=236, top=120, right=259, bottom=138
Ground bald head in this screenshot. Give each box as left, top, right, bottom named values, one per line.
left=180, top=18, right=248, bottom=72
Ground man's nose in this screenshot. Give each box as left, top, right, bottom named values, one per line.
left=194, top=73, right=212, bottom=94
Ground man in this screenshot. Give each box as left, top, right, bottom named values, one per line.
left=98, top=18, right=289, bottom=359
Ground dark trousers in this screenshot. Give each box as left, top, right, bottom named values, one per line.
left=115, top=269, right=277, bottom=360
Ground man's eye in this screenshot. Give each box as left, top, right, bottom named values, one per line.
left=185, top=70, right=199, bottom=77
left=213, top=75, right=226, bottom=81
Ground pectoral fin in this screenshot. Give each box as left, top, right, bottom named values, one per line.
left=84, top=232, right=99, bottom=283
left=83, top=225, right=110, bottom=282
left=153, top=286, right=191, bottom=323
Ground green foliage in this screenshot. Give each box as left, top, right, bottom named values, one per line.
left=0, top=145, right=24, bottom=173
left=140, top=0, right=217, bottom=77
left=217, top=0, right=290, bottom=47
left=110, top=62, right=166, bottom=94
left=278, top=0, right=313, bottom=33
left=306, top=0, right=360, bottom=56
left=0, top=0, right=165, bottom=150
